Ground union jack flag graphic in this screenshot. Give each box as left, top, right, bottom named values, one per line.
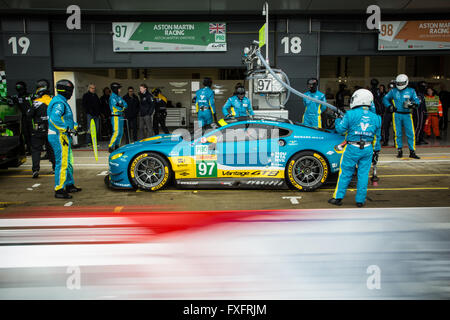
left=209, top=23, right=226, bottom=34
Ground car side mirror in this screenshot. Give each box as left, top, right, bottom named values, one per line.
left=207, top=135, right=217, bottom=144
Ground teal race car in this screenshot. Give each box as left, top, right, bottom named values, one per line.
left=105, top=116, right=345, bottom=191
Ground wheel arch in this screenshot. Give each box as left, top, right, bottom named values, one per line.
left=286, top=149, right=331, bottom=170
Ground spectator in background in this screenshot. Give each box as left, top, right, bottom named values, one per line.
left=82, top=83, right=101, bottom=146
left=138, top=83, right=154, bottom=139
left=424, top=87, right=443, bottom=140
left=369, top=79, right=384, bottom=116
left=414, top=81, right=428, bottom=145
left=123, top=86, right=140, bottom=143
left=439, top=84, right=449, bottom=131
left=152, top=87, right=170, bottom=135
left=379, top=84, right=386, bottom=96
left=100, top=87, right=112, bottom=141
left=335, top=83, right=347, bottom=112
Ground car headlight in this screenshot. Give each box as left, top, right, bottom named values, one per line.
left=111, top=153, right=124, bottom=160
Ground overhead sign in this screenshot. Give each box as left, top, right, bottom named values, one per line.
left=112, top=22, right=227, bottom=52
left=378, top=20, right=450, bottom=51
left=259, top=24, right=266, bottom=48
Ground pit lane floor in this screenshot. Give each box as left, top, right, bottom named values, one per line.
left=0, top=146, right=449, bottom=211
left=0, top=146, right=449, bottom=299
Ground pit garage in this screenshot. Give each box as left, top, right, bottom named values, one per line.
left=0, top=0, right=450, bottom=302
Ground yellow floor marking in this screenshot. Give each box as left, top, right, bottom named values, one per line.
left=114, top=206, right=124, bottom=213
left=0, top=208, right=4, bottom=210
left=0, top=201, right=25, bottom=205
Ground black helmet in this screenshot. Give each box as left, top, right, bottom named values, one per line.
left=307, top=78, right=318, bottom=93
left=15, top=81, right=27, bottom=95
left=110, top=82, right=121, bottom=94
left=203, top=77, right=212, bottom=88
left=36, top=79, right=50, bottom=97
left=236, top=86, right=245, bottom=98
left=370, top=78, right=379, bottom=87
left=56, top=79, right=74, bottom=100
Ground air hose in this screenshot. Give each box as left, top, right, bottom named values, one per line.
left=254, top=50, right=343, bottom=116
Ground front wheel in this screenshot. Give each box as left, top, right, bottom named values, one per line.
left=285, top=151, right=329, bottom=191
left=129, top=152, right=171, bottom=191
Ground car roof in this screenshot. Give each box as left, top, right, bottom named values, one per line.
left=217, top=116, right=333, bottom=133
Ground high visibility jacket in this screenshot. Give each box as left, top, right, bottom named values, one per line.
left=424, top=95, right=443, bottom=116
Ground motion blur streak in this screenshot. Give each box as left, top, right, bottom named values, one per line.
left=0, top=207, right=449, bottom=299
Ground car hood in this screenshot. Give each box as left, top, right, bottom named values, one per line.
left=114, top=134, right=184, bottom=153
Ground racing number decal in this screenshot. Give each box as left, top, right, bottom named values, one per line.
left=313, top=153, right=328, bottom=183
left=196, top=161, right=217, bottom=178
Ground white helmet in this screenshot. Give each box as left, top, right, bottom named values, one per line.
left=395, top=74, right=409, bottom=90
left=349, top=89, right=373, bottom=109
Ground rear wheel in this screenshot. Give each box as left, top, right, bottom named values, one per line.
left=129, top=152, right=171, bottom=191
left=285, top=151, right=329, bottom=191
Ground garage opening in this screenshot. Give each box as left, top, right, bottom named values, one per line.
left=319, top=55, right=450, bottom=109
left=54, top=67, right=247, bottom=146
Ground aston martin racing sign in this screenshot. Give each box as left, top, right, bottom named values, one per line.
left=112, top=22, right=227, bottom=52
left=378, top=20, right=450, bottom=51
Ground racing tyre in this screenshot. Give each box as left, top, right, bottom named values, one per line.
left=129, top=152, right=172, bottom=191
left=285, top=151, right=329, bottom=191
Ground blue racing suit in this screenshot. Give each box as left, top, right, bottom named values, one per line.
left=222, top=95, right=254, bottom=118
left=109, top=92, right=128, bottom=149
left=382, top=87, right=420, bottom=151
left=302, top=90, right=327, bottom=128
left=195, top=87, right=216, bottom=128
left=333, top=106, right=382, bottom=204
left=47, top=95, right=78, bottom=191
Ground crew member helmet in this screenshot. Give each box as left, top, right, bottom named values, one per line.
left=395, top=74, right=409, bottom=90
left=349, top=89, right=374, bottom=109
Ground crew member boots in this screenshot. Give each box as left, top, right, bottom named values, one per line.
left=396, top=148, right=403, bottom=158
left=66, top=185, right=82, bottom=193
left=409, top=150, right=420, bottom=159
left=55, top=189, right=72, bottom=199
left=328, top=198, right=343, bottom=206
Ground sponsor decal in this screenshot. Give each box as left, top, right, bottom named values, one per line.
left=151, top=166, right=169, bottom=191
left=221, top=170, right=279, bottom=177
left=195, top=154, right=217, bottom=161
left=178, top=181, right=199, bottom=185
left=130, top=153, right=148, bottom=178
left=245, top=180, right=284, bottom=186
left=293, top=135, right=324, bottom=140
left=287, top=160, right=303, bottom=190
left=313, top=153, right=328, bottom=183
left=326, top=150, right=335, bottom=155
left=272, top=152, right=287, bottom=163
left=195, top=145, right=209, bottom=155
